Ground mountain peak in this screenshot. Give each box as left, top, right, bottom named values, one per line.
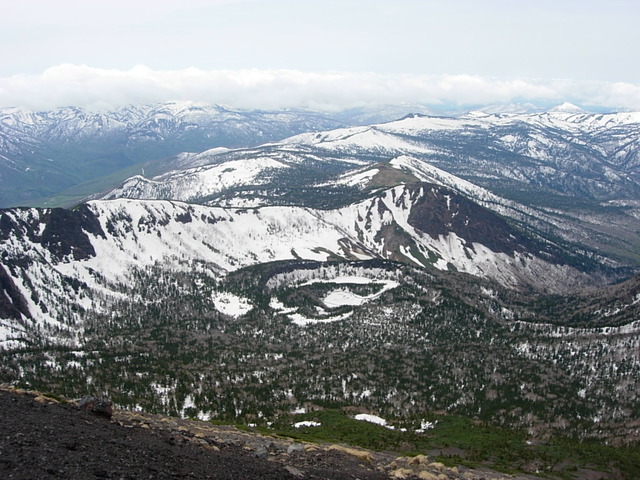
left=549, top=102, right=585, bottom=113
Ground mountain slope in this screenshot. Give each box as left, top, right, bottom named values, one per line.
left=2, top=105, right=640, bottom=450
left=5, top=103, right=640, bottom=268
left=280, top=110, right=640, bottom=202
left=1, top=192, right=639, bottom=446
left=0, top=182, right=594, bottom=332
left=2, top=234, right=638, bottom=446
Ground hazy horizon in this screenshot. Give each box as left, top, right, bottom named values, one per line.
left=2, top=0, right=639, bottom=111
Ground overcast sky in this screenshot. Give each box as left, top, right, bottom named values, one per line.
left=1, top=0, right=639, bottom=111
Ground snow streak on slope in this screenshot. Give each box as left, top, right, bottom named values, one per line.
left=82, top=200, right=353, bottom=282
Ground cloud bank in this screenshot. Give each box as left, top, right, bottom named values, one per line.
left=1, top=65, right=639, bottom=112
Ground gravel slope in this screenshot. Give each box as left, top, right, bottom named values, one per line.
left=0, top=387, right=537, bottom=480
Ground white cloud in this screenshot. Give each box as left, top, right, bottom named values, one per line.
left=1, top=65, right=639, bottom=112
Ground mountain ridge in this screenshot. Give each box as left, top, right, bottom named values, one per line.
left=95, top=109, right=640, bottom=272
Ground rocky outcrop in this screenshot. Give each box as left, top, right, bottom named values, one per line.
left=40, top=205, right=105, bottom=261
left=0, top=263, right=31, bottom=320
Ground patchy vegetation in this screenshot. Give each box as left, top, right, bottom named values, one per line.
left=2, top=260, right=639, bottom=451
left=266, top=408, right=640, bottom=479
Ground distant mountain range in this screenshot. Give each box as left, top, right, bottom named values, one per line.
left=0, top=103, right=340, bottom=208
left=97, top=108, right=640, bottom=269
left=0, top=102, right=442, bottom=208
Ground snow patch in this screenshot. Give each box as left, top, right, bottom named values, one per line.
left=269, top=297, right=297, bottom=314
left=212, top=291, right=253, bottom=318
left=415, top=419, right=437, bottom=433
left=354, top=413, right=388, bottom=426
left=293, top=421, right=321, bottom=428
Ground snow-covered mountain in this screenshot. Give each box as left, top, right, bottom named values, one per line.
left=2, top=159, right=609, bottom=346
left=5, top=104, right=640, bottom=329
left=0, top=101, right=449, bottom=209
left=0, top=182, right=589, bottom=337
left=284, top=110, right=640, bottom=201
left=4, top=101, right=639, bottom=210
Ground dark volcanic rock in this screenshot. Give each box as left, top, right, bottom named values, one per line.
left=0, top=389, right=398, bottom=480
left=0, top=263, right=31, bottom=320
left=40, top=205, right=105, bottom=261
left=0, top=387, right=543, bottom=479
left=407, top=183, right=535, bottom=255
left=0, top=390, right=302, bottom=480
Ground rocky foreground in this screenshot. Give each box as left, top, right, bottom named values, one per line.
left=0, top=386, right=543, bottom=480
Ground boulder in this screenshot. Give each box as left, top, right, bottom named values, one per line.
left=287, top=442, right=304, bottom=454
left=76, top=396, right=113, bottom=419
left=253, top=445, right=269, bottom=459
